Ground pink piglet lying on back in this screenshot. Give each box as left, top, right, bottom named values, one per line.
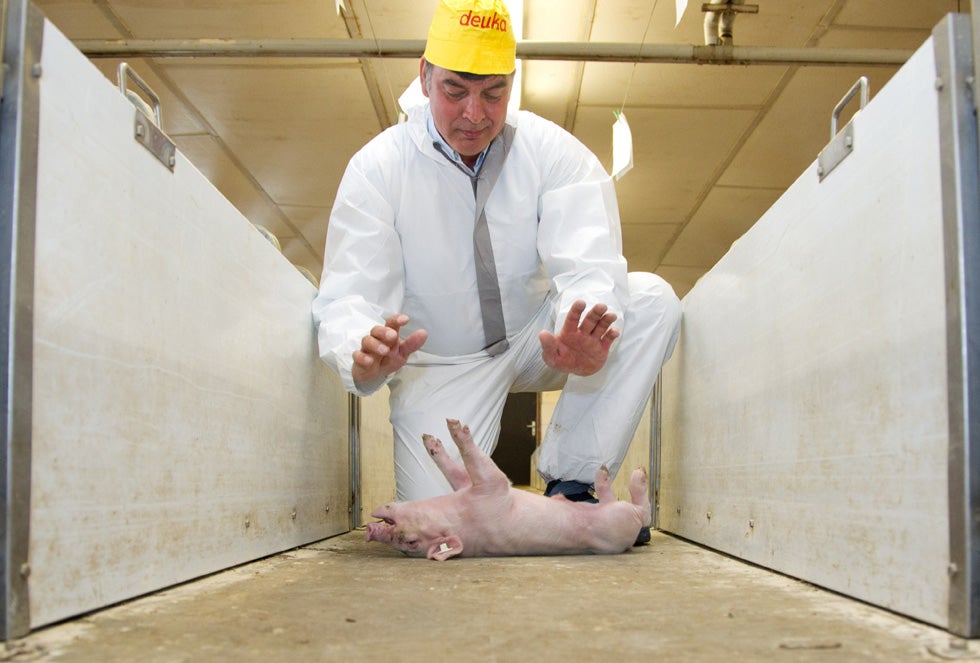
left=365, top=418, right=652, bottom=560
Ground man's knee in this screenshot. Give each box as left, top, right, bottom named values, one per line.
left=627, top=271, right=681, bottom=332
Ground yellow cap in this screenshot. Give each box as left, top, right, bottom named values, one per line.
left=423, top=0, right=516, bottom=75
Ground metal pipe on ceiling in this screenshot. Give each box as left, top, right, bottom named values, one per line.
left=702, top=0, right=759, bottom=46
left=703, top=6, right=722, bottom=46
left=72, top=38, right=913, bottom=67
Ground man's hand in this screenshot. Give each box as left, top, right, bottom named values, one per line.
left=539, top=301, right=619, bottom=377
left=352, top=313, right=428, bottom=385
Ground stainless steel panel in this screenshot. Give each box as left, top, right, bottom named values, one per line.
left=660, top=34, right=951, bottom=628
left=25, top=20, right=350, bottom=629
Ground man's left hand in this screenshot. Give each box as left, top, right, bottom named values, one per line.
left=539, top=300, right=620, bottom=376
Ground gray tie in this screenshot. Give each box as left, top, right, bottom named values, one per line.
left=435, top=125, right=515, bottom=356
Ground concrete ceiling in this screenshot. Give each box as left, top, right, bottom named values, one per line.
left=32, top=0, right=962, bottom=296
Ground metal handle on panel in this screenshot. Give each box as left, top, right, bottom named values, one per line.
left=818, top=76, right=870, bottom=181
left=830, top=76, right=869, bottom=140
left=117, top=62, right=162, bottom=127
left=117, top=62, right=176, bottom=171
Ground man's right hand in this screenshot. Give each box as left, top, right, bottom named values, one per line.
left=352, top=313, right=428, bottom=385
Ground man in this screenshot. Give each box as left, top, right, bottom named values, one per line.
left=313, top=0, right=681, bottom=526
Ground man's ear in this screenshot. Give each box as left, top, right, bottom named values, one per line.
left=418, top=57, right=430, bottom=98
left=426, top=536, right=463, bottom=561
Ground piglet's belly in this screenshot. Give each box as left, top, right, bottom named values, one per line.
left=466, top=497, right=643, bottom=557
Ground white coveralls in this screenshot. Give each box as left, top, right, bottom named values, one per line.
left=313, top=105, right=681, bottom=501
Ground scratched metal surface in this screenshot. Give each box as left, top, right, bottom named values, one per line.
left=659, top=37, right=950, bottom=628
left=8, top=531, right=959, bottom=662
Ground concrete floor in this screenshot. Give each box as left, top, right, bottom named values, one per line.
left=5, top=531, right=976, bottom=662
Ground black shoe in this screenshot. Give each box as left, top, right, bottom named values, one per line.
left=544, top=479, right=597, bottom=504
left=634, top=526, right=651, bottom=546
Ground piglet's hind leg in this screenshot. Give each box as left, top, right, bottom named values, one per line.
left=594, top=465, right=615, bottom=503
left=629, top=468, right=653, bottom=528
left=629, top=467, right=649, bottom=507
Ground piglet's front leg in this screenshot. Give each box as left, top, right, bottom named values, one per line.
left=444, top=419, right=510, bottom=496
left=423, top=434, right=471, bottom=491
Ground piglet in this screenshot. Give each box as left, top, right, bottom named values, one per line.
left=364, top=419, right=651, bottom=560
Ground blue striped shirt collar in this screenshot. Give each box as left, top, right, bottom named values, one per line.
left=425, top=105, right=488, bottom=176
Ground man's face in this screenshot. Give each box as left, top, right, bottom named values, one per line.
left=420, top=60, right=513, bottom=167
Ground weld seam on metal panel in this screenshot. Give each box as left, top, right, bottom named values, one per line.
left=0, top=0, right=42, bottom=641
left=935, top=13, right=980, bottom=639
left=0, top=0, right=9, bottom=94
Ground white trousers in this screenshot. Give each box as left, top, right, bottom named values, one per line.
left=387, top=272, right=681, bottom=501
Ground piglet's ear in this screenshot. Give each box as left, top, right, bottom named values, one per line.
left=427, top=536, right=463, bottom=561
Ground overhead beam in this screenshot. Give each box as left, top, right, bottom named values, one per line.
left=335, top=3, right=397, bottom=129
left=72, top=38, right=913, bottom=67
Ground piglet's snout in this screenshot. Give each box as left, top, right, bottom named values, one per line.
left=365, top=504, right=400, bottom=543
left=364, top=521, right=391, bottom=542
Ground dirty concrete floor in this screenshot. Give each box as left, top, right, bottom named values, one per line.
left=4, top=531, right=974, bottom=662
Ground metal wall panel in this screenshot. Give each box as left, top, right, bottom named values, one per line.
left=660, top=33, right=953, bottom=628
left=24, top=20, right=349, bottom=629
